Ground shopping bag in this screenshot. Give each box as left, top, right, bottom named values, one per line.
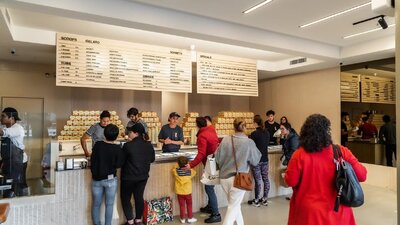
left=205, top=156, right=217, bottom=176
left=200, top=169, right=220, bottom=185
left=143, top=196, right=173, bottom=225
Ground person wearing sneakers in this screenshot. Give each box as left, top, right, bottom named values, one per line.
left=120, top=123, right=155, bottom=225
left=90, top=124, right=123, bottom=225
left=248, top=115, right=270, bottom=207
left=184, top=117, right=221, bottom=223
left=172, top=156, right=197, bottom=224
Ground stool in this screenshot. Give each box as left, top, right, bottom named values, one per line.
left=0, top=203, right=10, bottom=224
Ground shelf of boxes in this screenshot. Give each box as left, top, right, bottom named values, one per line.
left=141, top=111, right=162, bottom=144
left=58, top=110, right=125, bottom=141
left=214, top=111, right=255, bottom=136
left=181, top=112, right=199, bottom=145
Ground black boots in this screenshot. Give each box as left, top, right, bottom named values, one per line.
left=200, top=205, right=213, bottom=214
left=204, top=214, right=222, bottom=223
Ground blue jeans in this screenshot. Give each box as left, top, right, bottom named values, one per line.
left=205, top=185, right=219, bottom=214
left=92, top=178, right=117, bottom=225
left=251, top=161, right=270, bottom=200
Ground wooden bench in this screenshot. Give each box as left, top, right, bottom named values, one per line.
left=0, top=203, right=10, bottom=224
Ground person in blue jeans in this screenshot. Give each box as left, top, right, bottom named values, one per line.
left=248, top=115, right=270, bottom=207
left=90, top=124, right=123, bottom=225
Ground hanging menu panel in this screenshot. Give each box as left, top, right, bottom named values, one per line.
left=361, top=76, right=395, bottom=104
left=197, top=52, right=258, bottom=96
left=340, top=73, right=360, bottom=102
left=56, top=33, right=192, bottom=93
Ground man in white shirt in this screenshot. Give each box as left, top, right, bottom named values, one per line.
left=0, top=107, right=25, bottom=197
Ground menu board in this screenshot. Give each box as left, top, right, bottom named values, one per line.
left=361, top=76, right=395, bottom=104
left=197, top=52, right=258, bottom=96
left=340, top=73, right=360, bottom=102
left=56, top=33, right=192, bottom=93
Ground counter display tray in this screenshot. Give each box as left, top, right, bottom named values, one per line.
left=155, top=150, right=197, bottom=163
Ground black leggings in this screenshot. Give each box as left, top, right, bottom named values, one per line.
left=120, top=179, right=148, bottom=221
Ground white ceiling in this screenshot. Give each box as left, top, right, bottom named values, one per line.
left=132, top=0, right=395, bottom=46
left=0, top=0, right=396, bottom=80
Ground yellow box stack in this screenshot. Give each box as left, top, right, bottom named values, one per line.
left=58, top=110, right=125, bottom=140
left=141, top=111, right=162, bottom=144
left=214, top=111, right=255, bottom=136
left=181, top=112, right=199, bottom=145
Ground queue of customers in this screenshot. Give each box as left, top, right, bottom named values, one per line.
left=83, top=108, right=366, bottom=225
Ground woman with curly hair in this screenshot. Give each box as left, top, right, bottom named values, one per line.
left=284, top=114, right=367, bottom=225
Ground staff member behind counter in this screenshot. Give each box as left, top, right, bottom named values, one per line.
left=158, top=112, right=184, bottom=153
left=0, top=107, right=26, bottom=197
left=125, top=107, right=148, bottom=136
left=81, top=110, right=111, bottom=157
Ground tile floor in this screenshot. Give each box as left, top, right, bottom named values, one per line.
left=167, top=184, right=396, bottom=225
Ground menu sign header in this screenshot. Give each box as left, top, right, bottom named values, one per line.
left=56, top=33, right=192, bottom=93
left=197, top=52, right=258, bottom=96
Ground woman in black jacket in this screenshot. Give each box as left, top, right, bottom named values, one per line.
left=121, top=123, right=155, bottom=225
left=280, top=123, right=299, bottom=166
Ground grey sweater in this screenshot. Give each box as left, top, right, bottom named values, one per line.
left=215, top=133, right=261, bottom=179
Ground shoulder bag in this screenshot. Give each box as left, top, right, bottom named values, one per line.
left=231, top=136, right=253, bottom=191
left=333, top=144, right=364, bottom=212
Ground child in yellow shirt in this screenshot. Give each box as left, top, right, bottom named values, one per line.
left=172, top=156, right=197, bottom=224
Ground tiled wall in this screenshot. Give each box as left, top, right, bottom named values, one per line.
left=0, top=170, right=91, bottom=225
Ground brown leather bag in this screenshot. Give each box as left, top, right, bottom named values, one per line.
left=231, top=136, right=253, bottom=191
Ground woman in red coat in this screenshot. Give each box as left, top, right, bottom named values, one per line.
left=285, top=114, right=367, bottom=225
left=185, top=116, right=221, bottom=223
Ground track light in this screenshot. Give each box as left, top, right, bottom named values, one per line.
left=378, top=16, right=388, bottom=29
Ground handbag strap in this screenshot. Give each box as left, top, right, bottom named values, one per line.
left=231, top=136, right=239, bottom=174
left=332, top=144, right=343, bottom=162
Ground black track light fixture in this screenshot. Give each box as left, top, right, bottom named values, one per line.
left=378, top=16, right=388, bottom=29
left=353, top=15, right=388, bottom=29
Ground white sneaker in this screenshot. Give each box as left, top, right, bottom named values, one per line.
left=180, top=218, right=186, bottom=223
left=187, top=217, right=197, bottom=223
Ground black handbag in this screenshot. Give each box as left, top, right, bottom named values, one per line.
left=332, top=144, right=364, bottom=212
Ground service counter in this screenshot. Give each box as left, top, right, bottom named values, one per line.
left=347, top=140, right=385, bottom=166
left=0, top=145, right=290, bottom=225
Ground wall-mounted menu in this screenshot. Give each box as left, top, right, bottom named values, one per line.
left=56, top=33, right=192, bottom=93
left=340, top=73, right=360, bottom=102
left=197, top=52, right=258, bottom=96
left=361, top=76, right=395, bottom=104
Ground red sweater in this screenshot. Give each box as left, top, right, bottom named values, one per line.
left=359, top=123, right=378, bottom=139
left=285, top=145, right=367, bottom=225
left=189, top=126, right=219, bottom=168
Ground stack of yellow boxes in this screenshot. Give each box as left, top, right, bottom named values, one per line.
left=214, top=111, right=255, bottom=136
left=181, top=112, right=199, bottom=145
left=141, top=111, right=162, bottom=144
left=58, top=110, right=125, bottom=140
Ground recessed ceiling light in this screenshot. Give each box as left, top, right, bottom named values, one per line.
left=299, top=1, right=371, bottom=28
left=242, top=0, right=273, bottom=14
left=343, top=24, right=395, bottom=39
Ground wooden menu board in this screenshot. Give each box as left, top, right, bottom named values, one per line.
left=196, top=52, right=258, bottom=96
left=340, top=73, right=360, bottom=102
left=361, top=76, right=395, bottom=104
left=56, top=33, right=192, bottom=93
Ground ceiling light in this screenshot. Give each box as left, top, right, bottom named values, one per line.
left=299, top=1, right=371, bottom=28
left=378, top=16, right=388, bottom=29
left=242, top=0, right=273, bottom=14
left=343, top=24, right=395, bottom=39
